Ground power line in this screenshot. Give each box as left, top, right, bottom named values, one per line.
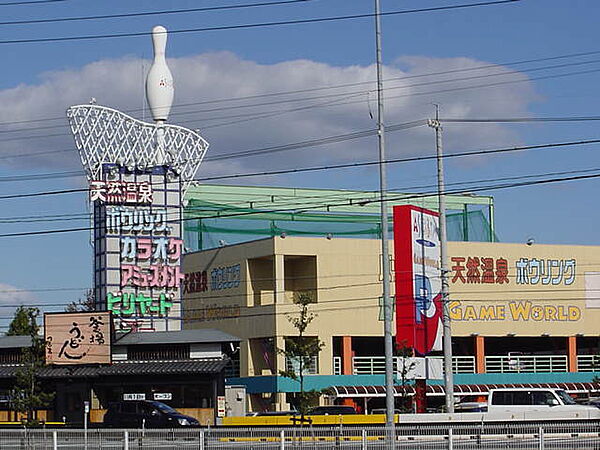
left=0, top=0, right=519, bottom=45
left=3, top=60, right=600, bottom=151
left=1, top=166, right=599, bottom=238
left=198, top=137, right=600, bottom=181
left=0, top=0, right=311, bottom=26
left=6, top=44, right=600, bottom=130
left=0, top=0, right=64, bottom=5
left=7, top=55, right=600, bottom=137
left=1, top=135, right=599, bottom=201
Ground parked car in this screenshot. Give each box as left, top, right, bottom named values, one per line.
left=370, top=408, right=403, bottom=415
left=308, top=406, right=357, bottom=415
left=486, top=388, right=600, bottom=418
left=454, top=395, right=488, bottom=413
left=246, top=410, right=299, bottom=416
left=586, top=398, right=600, bottom=409
left=103, top=400, right=200, bottom=428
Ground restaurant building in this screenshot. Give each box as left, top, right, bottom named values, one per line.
left=0, top=327, right=239, bottom=424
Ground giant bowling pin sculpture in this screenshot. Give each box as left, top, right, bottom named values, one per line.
left=145, top=25, right=174, bottom=164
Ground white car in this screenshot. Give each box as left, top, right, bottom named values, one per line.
left=486, top=388, right=600, bottom=419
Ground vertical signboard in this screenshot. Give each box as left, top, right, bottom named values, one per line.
left=393, top=205, right=443, bottom=354
left=45, top=312, right=111, bottom=365
left=91, top=164, right=183, bottom=332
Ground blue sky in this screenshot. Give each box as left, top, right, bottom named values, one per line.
left=1, top=0, right=600, bottom=326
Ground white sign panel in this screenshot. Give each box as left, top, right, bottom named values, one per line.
left=153, top=393, right=172, bottom=401
left=123, top=393, right=146, bottom=401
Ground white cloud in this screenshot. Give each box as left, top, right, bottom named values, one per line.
left=0, top=52, right=537, bottom=179
left=0, top=283, right=36, bottom=305
left=0, top=283, right=37, bottom=332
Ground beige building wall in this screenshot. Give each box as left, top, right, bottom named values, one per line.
left=182, top=237, right=600, bottom=378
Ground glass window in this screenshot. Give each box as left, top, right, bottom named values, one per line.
left=532, top=391, right=555, bottom=406
left=512, top=392, right=530, bottom=405
left=491, top=391, right=531, bottom=405
left=139, top=403, right=157, bottom=415
left=150, top=401, right=176, bottom=414
left=491, top=392, right=505, bottom=405
left=121, top=402, right=136, bottom=413
left=556, top=390, right=576, bottom=405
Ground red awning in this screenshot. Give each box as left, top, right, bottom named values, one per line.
left=327, top=382, right=600, bottom=398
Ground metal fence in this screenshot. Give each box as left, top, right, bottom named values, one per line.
left=485, top=355, right=568, bottom=373
left=351, top=356, right=476, bottom=375
left=2, top=421, right=600, bottom=449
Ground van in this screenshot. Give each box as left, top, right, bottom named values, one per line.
left=487, top=388, right=600, bottom=416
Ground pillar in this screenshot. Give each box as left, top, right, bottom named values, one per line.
left=568, top=336, right=577, bottom=372
left=414, top=379, right=427, bottom=413
left=275, top=336, right=286, bottom=375
left=342, top=336, right=353, bottom=375
left=275, top=254, right=285, bottom=304
left=475, top=335, right=486, bottom=374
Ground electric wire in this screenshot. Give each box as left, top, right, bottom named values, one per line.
left=0, top=0, right=312, bottom=26
left=0, top=0, right=519, bottom=45
left=1, top=167, right=599, bottom=238
left=0, top=0, right=64, bottom=5
left=0, top=136, right=599, bottom=212
left=6, top=55, right=600, bottom=137
left=5, top=44, right=600, bottom=128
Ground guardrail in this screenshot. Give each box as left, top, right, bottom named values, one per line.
left=3, top=422, right=599, bottom=449
left=351, top=356, right=476, bottom=375
left=577, top=355, right=600, bottom=372
left=486, top=355, right=568, bottom=373
left=333, top=356, right=342, bottom=375
left=336, top=354, right=597, bottom=375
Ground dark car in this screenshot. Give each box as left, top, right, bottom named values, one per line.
left=308, top=406, right=357, bottom=415
left=103, top=400, right=199, bottom=428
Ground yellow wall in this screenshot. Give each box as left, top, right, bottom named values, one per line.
left=447, top=241, right=600, bottom=337
left=182, top=237, right=600, bottom=376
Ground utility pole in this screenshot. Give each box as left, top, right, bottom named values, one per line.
left=373, top=0, right=395, bottom=429
left=428, top=105, right=455, bottom=413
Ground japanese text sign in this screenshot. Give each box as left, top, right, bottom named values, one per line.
left=89, top=180, right=153, bottom=205
left=44, top=312, right=111, bottom=365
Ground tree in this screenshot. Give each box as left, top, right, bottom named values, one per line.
left=394, top=340, right=417, bottom=413
left=65, top=289, right=95, bottom=313
left=7, top=306, right=39, bottom=337
left=278, top=292, right=324, bottom=419
left=7, top=306, right=54, bottom=426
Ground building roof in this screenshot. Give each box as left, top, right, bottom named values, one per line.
left=0, top=335, right=31, bottom=349
left=113, top=328, right=240, bottom=346
left=328, top=382, right=600, bottom=397
left=0, top=358, right=230, bottom=379
left=0, top=329, right=240, bottom=350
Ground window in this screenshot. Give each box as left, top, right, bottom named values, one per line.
left=491, top=391, right=531, bottom=405
left=121, top=402, right=137, bottom=414
left=139, top=403, right=157, bottom=415
left=128, top=344, right=190, bottom=361
left=532, top=391, right=556, bottom=406
left=556, top=390, right=576, bottom=405
left=512, top=391, right=531, bottom=405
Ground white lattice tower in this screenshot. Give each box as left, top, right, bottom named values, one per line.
left=66, top=104, right=209, bottom=195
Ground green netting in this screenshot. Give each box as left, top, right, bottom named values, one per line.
left=184, top=208, right=496, bottom=252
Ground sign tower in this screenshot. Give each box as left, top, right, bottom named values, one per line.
left=66, top=26, right=209, bottom=332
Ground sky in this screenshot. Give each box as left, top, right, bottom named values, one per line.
left=1, top=0, right=600, bottom=328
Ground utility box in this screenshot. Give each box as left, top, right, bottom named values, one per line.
left=225, top=385, right=247, bottom=417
